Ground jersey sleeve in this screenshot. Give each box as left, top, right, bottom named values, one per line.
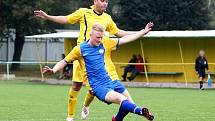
left=106, top=16, right=120, bottom=35
left=64, top=46, right=81, bottom=63
left=66, top=8, right=86, bottom=24
left=103, top=37, right=119, bottom=51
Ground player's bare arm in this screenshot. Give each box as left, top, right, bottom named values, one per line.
left=34, top=10, right=68, bottom=24
left=119, top=22, right=154, bottom=45
left=43, top=60, right=67, bottom=74
left=115, top=30, right=138, bottom=37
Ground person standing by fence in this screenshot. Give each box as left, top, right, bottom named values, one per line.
left=195, top=49, right=210, bottom=90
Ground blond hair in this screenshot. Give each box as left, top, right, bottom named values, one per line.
left=91, top=23, right=105, bottom=33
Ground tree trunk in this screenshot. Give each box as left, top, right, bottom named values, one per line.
left=11, top=31, right=25, bottom=71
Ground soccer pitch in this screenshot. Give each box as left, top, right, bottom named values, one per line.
left=0, top=80, right=215, bottom=121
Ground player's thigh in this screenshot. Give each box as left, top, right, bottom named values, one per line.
left=92, top=84, right=121, bottom=104
left=112, top=80, right=133, bottom=103
left=72, top=60, right=83, bottom=82
left=105, top=90, right=126, bottom=104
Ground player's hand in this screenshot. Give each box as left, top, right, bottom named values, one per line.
left=43, top=66, right=54, bottom=74
left=143, top=22, right=154, bottom=34
left=34, top=10, right=48, bottom=20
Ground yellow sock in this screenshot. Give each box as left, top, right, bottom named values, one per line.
left=83, top=91, right=95, bottom=107
left=68, top=89, right=79, bottom=118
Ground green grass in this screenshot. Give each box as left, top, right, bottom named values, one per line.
left=0, top=80, right=215, bottom=121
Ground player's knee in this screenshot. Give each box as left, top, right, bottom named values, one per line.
left=72, top=82, right=83, bottom=91
left=122, top=90, right=134, bottom=103
left=114, top=94, right=127, bottom=104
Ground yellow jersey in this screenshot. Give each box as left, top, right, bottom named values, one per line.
left=66, top=7, right=119, bottom=45
left=66, top=7, right=120, bottom=81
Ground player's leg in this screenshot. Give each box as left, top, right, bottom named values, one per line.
left=198, top=70, right=205, bottom=90
left=111, top=80, right=153, bottom=120
left=121, top=89, right=134, bottom=103
left=93, top=84, right=153, bottom=121
left=67, top=60, right=83, bottom=121
left=105, top=90, right=154, bottom=121
left=112, top=80, right=134, bottom=103
left=128, top=68, right=138, bottom=81
left=122, top=67, right=131, bottom=81
left=81, top=81, right=95, bottom=119
left=199, top=77, right=204, bottom=89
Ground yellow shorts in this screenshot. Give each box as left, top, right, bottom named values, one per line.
left=72, top=60, right=83, bottom=82
left=72, top=60, right=91, bottom=90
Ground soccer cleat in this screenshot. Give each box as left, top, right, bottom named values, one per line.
left=142, top=107, right=154, bottom=121
left=81, top=106, right=89, bottom=120
left=66, top=117, right=74, bottom=121
left=112, top=115, right=116, bottom=121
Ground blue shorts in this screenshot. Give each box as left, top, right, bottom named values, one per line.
left=92, top=80, right=126, bottom=103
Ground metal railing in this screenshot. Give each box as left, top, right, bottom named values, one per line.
left=1, top=61, right=214, bottom=84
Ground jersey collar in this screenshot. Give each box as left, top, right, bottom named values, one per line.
left=93, top=10, right=103, bottom=16
left=91, top=5, right=103, bottom=16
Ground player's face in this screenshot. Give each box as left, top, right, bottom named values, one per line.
left=94, top=0, right=108, bottom=13
left=91, top=31, right=104, bottom=46
left=199, top=50, right=205, bottom=57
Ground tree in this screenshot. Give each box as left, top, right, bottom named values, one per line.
left=0, top=0, right=81, bottom=70
left=116, top=0, right=211, bottom=30
left=208, top=0, right=215, bottom=28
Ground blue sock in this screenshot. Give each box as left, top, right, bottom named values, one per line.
left=115, top=106, right=129, bottom=121
left=115, top=100, right=143, bottom=121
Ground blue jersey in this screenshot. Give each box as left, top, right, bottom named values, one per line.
left=80, top=41, right=113, bottom=89
left=64, top=37, right=119, bottom=90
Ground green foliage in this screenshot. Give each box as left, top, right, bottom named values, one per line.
left=0, top=0, right=84, bottom=37
left=208, top=0, right=215, bottom=28
left=0, top=0, right=83, bottom=68
left=116, top=0, right=212, bottom=30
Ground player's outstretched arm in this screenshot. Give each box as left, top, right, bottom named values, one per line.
left=43, top=60, right=67, bottom=74
left=115, top=30, right=138, bottom=37
left=34, top=10, right=68, bottom=24
left=118, top=22, right=154, bottom=45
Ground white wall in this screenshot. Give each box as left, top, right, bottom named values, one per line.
left=0, top=40, right=64, bottom=61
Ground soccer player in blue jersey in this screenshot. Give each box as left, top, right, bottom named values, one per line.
left=43, top=22, right=154, bottom=121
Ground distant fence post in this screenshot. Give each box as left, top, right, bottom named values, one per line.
left=140, top=39, right=149, bottom=85
left=6, top=62, right=9, bottom=80
left=178, top=40, right=188, bottom=86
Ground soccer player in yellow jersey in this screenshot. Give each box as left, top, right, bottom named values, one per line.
left=34, top=0, right=137, bottom=120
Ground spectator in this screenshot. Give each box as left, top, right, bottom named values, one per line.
left=122, top=54, right=138, bottom=81
left=135, top=54, right=145, bottom=72
left=195, top=49, right=210, bottom=90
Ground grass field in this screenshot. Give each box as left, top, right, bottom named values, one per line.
left=0, top=80, right=215, bottom=121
